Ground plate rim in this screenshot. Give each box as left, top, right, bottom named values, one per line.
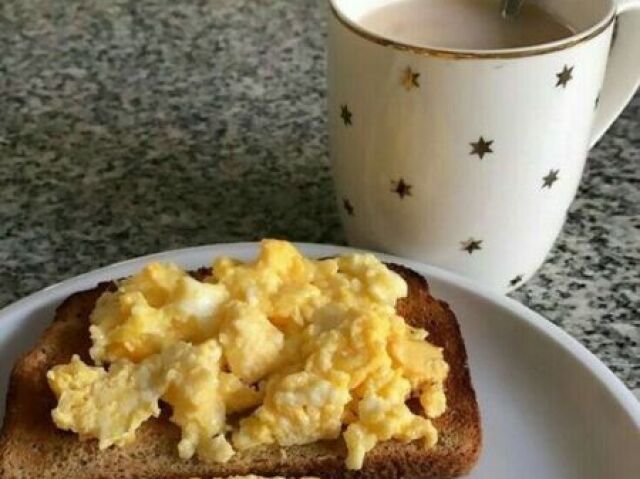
left=1, top=241, right=638, bottom=428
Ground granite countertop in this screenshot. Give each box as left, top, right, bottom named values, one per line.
left=0, top=1, right=638, bottom=396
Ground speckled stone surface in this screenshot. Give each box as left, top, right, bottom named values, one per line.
left=0, top=1, right=638, bottom=397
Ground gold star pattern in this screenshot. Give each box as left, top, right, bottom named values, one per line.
left=391, top=178, right=412, bottom=199
left=556, top=65, right=574, bottom=88
left=343, top=198, right=354, bottom=216
left=542, top=169, right=559, bottom=188
left=470, top=136, right=493, bottom=159
left=340, top=104, right=352, bottom=126
left=509, top=275, right=524, bottom=287
left=461, top=238, right=482, bottom=254
left=402, top=66, right=420, bottom=90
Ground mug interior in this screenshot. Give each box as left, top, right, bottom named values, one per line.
left=330, top=0, right=615, bottom=56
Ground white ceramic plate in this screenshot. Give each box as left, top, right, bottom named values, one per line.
left=1, top=243, right=639, bottom=478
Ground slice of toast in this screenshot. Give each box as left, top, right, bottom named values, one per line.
left=0, top=264, right=481, bottom=479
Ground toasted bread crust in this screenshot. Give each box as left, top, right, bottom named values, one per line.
left=0, top=264, right=481, bottom=479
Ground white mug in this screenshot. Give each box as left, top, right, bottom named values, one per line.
left=328, top=0, right=640, bottom=292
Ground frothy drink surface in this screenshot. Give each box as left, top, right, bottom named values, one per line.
left=359, top=0, right=575, bottom=50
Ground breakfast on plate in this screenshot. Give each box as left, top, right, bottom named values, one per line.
left=0, top=239, right=480, bottom=478
left=2, top=0, right=640, bottom=476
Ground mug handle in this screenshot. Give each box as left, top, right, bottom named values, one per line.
left=590, top=0, right=640, bottom=147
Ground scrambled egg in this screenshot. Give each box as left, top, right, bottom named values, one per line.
left=47, top=240, right=449, bottom=469
left=89, top=263, right=228, bottom=364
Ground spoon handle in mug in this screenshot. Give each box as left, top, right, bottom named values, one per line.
left=590, top=0, right=640, bottom=146
left=501, top=0, right=525, bottom=18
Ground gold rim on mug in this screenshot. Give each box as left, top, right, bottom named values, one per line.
left=328, top=1, right=616, bottom=59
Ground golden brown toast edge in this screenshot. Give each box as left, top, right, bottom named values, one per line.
left=0, top=264, right=481, bottom=479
